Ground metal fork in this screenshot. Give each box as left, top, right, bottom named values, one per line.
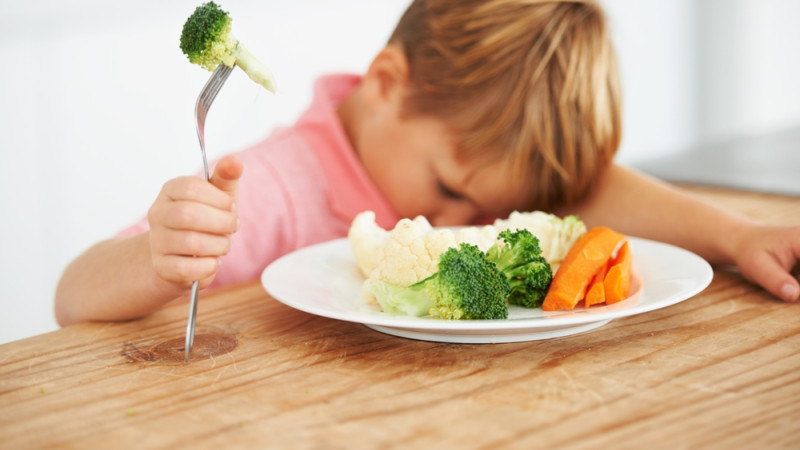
left=185, top=63, right=234, bottom=363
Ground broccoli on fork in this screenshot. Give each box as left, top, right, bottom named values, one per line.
left=180, top=1, right=276, bottom=93
left=367, top=244, right=511, bottom=320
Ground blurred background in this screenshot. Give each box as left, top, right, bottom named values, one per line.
left=1, top=0, right=798, bottom=344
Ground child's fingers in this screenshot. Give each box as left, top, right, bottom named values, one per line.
left=151, top=229, right=232, bottom=260
left=161, top=176, right=235, bottom=211
left=210, top=154, right=243, bottom=200
left=159, top=201, right=239, bottom=235
left=742, top=234, right=800, bottom=303
left=150, top=228, right=230, bottom=287
left=152, top=254, right=220, bottom=287
left=753, top=260, right=799, bottom=303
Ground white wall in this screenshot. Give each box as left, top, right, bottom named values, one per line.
left=1, top=0, right=799, bottom=344
left=696, top=0, right=800, bottom=141
left=603, top=0, right=699, bottom=162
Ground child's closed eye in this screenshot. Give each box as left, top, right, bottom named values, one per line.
left=437, top=181, right=464, bottom=200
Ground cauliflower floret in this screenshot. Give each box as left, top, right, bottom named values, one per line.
left=373, top=217, right=438, bottom=285
left=366, top=217, right=457, bottom=286
left=348, top=211, right=389, bottom=277
left=454, top=225, right=500, bottom=252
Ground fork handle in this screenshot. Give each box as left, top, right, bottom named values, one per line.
left=185, top=280, right=200, bottom=361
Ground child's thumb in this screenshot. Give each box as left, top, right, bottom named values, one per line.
left=210, top=154, right=243, bottom=199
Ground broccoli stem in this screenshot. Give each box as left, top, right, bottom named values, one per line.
left=368, top=280, right=433, bottom=317
left=232, top=43, right=277, bottom=93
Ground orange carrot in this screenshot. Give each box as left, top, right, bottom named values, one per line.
left=584, top=264, right=608, bottom=308
left=542, top=227, right=626, bottom=311
left=604, top=241, right=632, bottom=304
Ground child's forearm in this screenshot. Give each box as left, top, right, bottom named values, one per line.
left=556, top=164, right=754, bottom=266
left=54, top=233, right=186, bottom=326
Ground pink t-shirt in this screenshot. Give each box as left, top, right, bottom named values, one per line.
left=120, top=74, right=400, bottom=287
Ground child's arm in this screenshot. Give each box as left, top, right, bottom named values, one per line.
left=555, top=163, right=800, bottom=303
left=54, top=155, right=243, bottom=326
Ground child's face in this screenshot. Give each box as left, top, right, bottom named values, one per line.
left=357, top=112, right=530, bottom=226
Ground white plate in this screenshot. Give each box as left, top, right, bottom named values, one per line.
left=261, top=237, right=713, bottom=343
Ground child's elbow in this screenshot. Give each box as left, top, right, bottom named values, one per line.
left=53, top=292, right=77, bottom=328
left=54, top=276, right=85, bottom=327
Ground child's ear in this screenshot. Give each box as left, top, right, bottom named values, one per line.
left=362, top=45, right=409, bottom=109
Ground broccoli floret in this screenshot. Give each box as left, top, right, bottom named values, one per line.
left=368, top=244, right=511, bottom=320
left=180, top=1, right=276, bottom=92
left=487, top=229, right=553, bottom=308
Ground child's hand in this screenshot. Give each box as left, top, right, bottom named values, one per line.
left=147, top=155, right=243, bottom=289
left=733, top=224, right=800, bottom=303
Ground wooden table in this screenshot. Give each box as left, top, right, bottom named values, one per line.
left=2, top=186, right=798, bottom=449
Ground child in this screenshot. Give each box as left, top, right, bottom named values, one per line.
left=54, top=0, right=799, bottom=325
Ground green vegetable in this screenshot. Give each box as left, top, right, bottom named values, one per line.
left=180, top=1, right=276, bottom=92
left=487, top=229, right=553, bottom=308
left=368, top=244, right=510, bottom=320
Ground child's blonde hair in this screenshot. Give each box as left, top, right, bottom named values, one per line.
left=389, top=0, right=622, bottom=211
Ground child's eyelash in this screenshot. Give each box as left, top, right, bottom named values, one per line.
left=438, top=181, right=463, bottom=200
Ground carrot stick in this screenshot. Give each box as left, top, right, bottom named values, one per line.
left=542, top=227, right=626, bottom=311
left=604, top=241, right=632, bottom=304
left=584, top=264, right=608, bottom=308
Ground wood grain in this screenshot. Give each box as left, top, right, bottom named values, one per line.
left=1, top=185, right=798, bottom=449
